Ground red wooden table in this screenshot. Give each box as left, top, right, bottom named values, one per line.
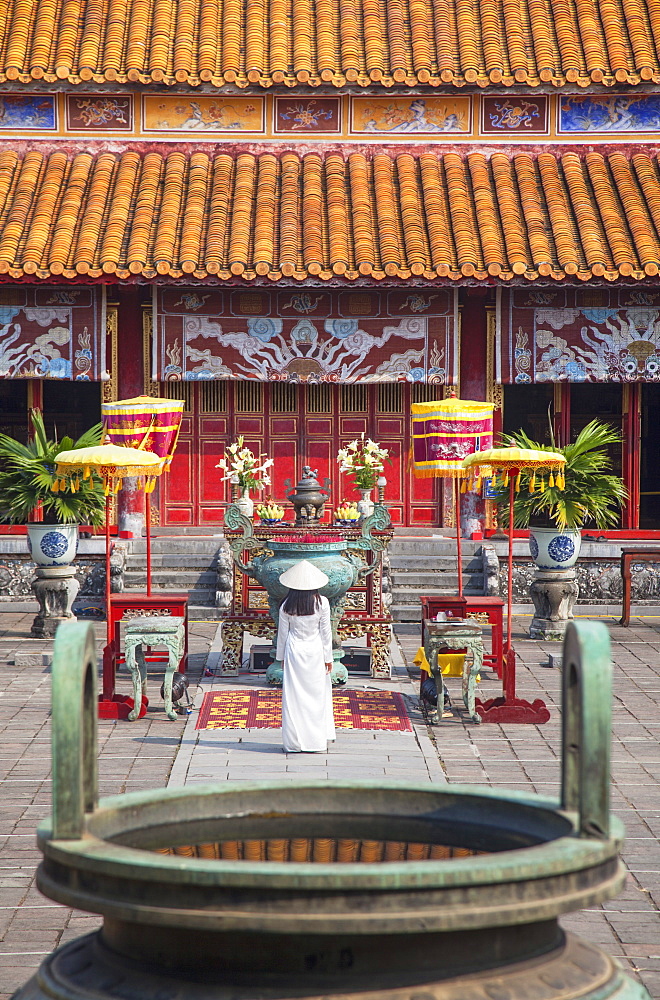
left=100, top=592, right=189, bottom=719
left=619, top=549, right=660, bottom=626
left=419, top=595, right=505, bottom=678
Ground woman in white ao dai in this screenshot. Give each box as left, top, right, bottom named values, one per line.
left=276, top=559, right=336, bottom=753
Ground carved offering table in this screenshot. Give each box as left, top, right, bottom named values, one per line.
left=223, top=506, right=393, bottom=683
left=125, top=616, right=185, bottom=722
left=420, top=595, right=504, bottom=678
left=99, top=592, right=189, bottom=720
left=424, top=620, right=484, bottom=724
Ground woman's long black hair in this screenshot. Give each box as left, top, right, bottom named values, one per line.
left=282, top=588, right=321, bottom=616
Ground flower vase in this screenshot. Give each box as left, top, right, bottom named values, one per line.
left=236, top=488, right=254, bottom=518
left=356, top=488, right=374, bottom=519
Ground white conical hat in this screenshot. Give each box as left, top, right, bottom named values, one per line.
left=279, top=559, right=329, bottom=591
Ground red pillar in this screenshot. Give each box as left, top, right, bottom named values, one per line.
left=460, top=289, right=489, bottom=401
left=459, top=289, right=491, bottom=534
left=115, top=285, right=146, bottom=536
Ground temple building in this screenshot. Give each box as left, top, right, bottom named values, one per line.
left=2, top=0, right=660, bottom=531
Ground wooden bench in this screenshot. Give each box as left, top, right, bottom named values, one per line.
left=619, top=549, right=660, bottom=626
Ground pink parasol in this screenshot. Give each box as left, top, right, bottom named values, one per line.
left=101, top=395, right=185, bottom=595
left=412, top=397, right=494, bottom=596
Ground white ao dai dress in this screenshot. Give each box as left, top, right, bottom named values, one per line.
left=276, top=595, right=336, bottom=752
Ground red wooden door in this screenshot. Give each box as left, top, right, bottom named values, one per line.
left=158, top=382, right=441, bottom=527
left=160, top=382, right=229, bottom=527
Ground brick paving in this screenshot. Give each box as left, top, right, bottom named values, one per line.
left=0, top=607, right=658, bottom=998
left=396, top=614, right=660, bottom=1000
left=0, top=611, right=217, bottom=998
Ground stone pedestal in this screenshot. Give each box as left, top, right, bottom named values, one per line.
left=529, top=568, right=579, bottom=641
left=31, top=566, right=80, bottom=638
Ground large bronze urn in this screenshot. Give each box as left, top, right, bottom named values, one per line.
left=224, top=502, right=393, bottom=685
left=14, top=621, right=650, bottom=1000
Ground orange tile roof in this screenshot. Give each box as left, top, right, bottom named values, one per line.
left=1, top=147, right=660, bottom=282
left=2, top=0, right=660, bottom=88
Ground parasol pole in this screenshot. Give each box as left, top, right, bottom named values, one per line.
left=105, top=494, right=111, bottom=647
left=505, top=472, right=516, bottom=701
left=506, top=472, right=515, bottom=654
left=454, top=477, right=463, bottom=598
left=145, top=488, right=152, bottom=597
left=101, top=493, right=114, bottom=703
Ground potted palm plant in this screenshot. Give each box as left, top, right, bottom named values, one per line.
left=496, top=419, right=627, bottom=569
left=0, top=408, right=105, bottom=566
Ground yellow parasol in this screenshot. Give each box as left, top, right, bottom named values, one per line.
left=54, top=444, right=164, bottom=719
left=54, top=444, right=163, bottom=494
left=462, top=447, right=566, bottom=724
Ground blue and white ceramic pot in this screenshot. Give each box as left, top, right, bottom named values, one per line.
left=26, top=524, right=78, bottom=567
left=529, top=527, right=581, bottom=571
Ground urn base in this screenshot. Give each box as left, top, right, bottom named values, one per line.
left=529, top=568, right=579, bottom=641
left=13, top=929, right=650, bottom=1000
left=31, top=566, right=80, bottom=638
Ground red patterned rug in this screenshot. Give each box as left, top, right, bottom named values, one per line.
left=196, top=689, right=412, bottom=732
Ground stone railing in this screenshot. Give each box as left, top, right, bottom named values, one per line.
left=486, top=540, right=660, bottom=605
left=0, top=537, right=126, bottom=600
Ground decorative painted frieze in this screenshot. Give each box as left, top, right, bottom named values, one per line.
left=2, top=92, right=660, bottom=142
left=154, top=288, right=458, bottom=384
left=498, top=289, right=660, bottom=383
left=0, top=288, right=105, bottom=380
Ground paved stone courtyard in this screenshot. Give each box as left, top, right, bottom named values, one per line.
left=0, top=608, right=658, bottom=998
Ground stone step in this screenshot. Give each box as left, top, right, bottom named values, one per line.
left=125, top=555, right=218, bottom=569
left=391, top=572, right=485, bottom=588
left=128, top=538, right=224, bottom=555
left=187, top=605, right=226, bottom=619
left=122, top=588, right=217, bottom=607
left=391, top=586, right=484, bottom=603
left=389, top=557, right=482, bottom=571
left=124, top=569, right=216, bottom=585
left=389, top=541, right=482, bottom=556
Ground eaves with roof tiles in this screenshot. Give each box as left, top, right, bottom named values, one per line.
left=0, top=144, right=659, bottom=284
left=1, top=0, right=660, bottom=90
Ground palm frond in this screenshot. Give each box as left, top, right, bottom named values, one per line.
left=496, top=419, right=627, bottom=531
left=0, top=409, right=105, bottom=526
left=28, top=408, right=51, bottom=454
